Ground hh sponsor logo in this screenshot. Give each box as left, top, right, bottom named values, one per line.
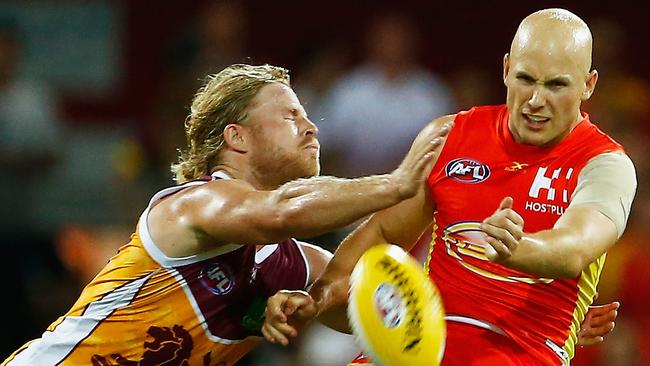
left=445, top=158, right=490, bottom=183
left=200, top=262, right=235, bottom=295
left=526, top=166, right=574, bottom=216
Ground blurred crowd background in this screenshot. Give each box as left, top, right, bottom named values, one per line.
left=1, top=1, right=648, bottom=365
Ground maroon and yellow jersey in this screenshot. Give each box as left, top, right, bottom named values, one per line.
left=426, top=105, right=623, bottom=365
left=3, top=172, right=309, bottom=366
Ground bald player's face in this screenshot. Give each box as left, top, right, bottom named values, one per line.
left=503, top=43, right=597, bottom=146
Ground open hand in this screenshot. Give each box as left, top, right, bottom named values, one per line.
left=578, top=300, right=619, bottom=346
left=391, top=121, right=452, bottom=199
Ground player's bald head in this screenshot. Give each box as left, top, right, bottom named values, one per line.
left=510, top=8, right=593, bottom=73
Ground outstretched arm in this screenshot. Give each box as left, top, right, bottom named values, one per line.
left=481, top=153, right=637, bottom=278
left=310, top=118, right=452, bottom=326
left=148, top=121, right=450, bottom=256
left=262, top=118, right=453, bottom=339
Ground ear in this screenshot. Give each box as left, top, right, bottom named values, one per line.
left=223, top=124, right=249, bottom=153
left=503, top=53, right=510, bottom=86
left=582, top=69, right=598, bottom=101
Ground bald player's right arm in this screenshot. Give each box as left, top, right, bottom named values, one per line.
left=308, top=116, right=454, bottom=324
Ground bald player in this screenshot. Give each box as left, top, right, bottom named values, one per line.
left=264, top=8, right=636, bottom=366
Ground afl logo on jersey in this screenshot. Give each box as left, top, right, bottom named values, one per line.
left=200, top=263, right=235, bottom=295
left=445, top=158, right=490, bottom=183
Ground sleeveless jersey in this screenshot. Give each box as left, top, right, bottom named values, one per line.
left=426, top=105, right=623, bottom=365
left=3, top=172, right=309, bottom=366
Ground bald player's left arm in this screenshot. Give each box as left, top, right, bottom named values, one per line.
left=503, top=152, right=637, bottom=278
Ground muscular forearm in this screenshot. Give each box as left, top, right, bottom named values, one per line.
left=272, top=175, right=406, bottom=238
left=504, top=229, right=586, bottom=278
left=308, top=202, right=433, bottom=333
left=303, top=216, right=387, bottom=333
left=309, top=278, right=352, bottom=334
left=503, top=208, right=617, bottom=278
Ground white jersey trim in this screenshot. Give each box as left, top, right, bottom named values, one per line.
left=6, top=273, right=154, bottom=365
left=294, top=240, right=316, bottom=289
left=445, top=315, right=506, bottom=336
left=255, top=244, right=279, bottom=264
left=168, top=267, right=262, bottom=344
left=138, top=171, right=244, bottom=268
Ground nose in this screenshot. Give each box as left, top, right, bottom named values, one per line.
left=527, top=86, right=546, bottom=109
left=302, top=116, right=319, bottom=137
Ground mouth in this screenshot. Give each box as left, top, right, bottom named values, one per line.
left=303, top=143, right=320, bottom=158
left=522, top=113, right=550, bottom=131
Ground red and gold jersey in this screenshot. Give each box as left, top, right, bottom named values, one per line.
left=426, top=105, right=623, bottom=365
left=3, top=172, right=309, bottom=366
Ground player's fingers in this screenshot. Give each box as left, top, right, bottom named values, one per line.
left=485, top=236, right=511, bottom=260
left=498, top=197, right=514, bottom=211
left=583, top=321, right=615, bottom=338
left=262, top=324, right=288, bottom=344
left=269, top=320, right=299, bottom=338
left=589, top=309, right=618, bottom=325
left=586, top=303, right=619, bottom=323
left=504, top=209, right=525, bottom=228
left=598, top=301, right=621, bottom=313
left=261, top=324, right=273, bottom=343
left=500, top=216, right=523, bottom=241
left=590, top=301, right=620, bottom=312
left=262, top=323, right=290, bottom=346
left=578, top=335, right=604, bottom=346
left=415, top=121, right=452, bottom=157
left=481, top=222, right=519, bottom=250
left=484, top=211, right=523, bottom=239
left=284, top=295, right=314, bottom=316
left=265, top=295, right=288, bottom=322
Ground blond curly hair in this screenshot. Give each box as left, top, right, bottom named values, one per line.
left=171, top=64, right=290, bottom=183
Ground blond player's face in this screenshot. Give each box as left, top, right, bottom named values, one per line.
left=245, top=83, right=321, bottom=182
left=503, top=47, right=596, bottom=146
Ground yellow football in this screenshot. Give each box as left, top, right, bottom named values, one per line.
left=348, top=244, right=446, bottom=366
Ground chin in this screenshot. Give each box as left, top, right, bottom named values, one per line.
left=304, top=164, right=321, bottom=178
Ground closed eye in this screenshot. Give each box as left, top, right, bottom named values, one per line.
left=546, top=80, right=568, bottom=88
left=516, top=74, right=535, bottom=84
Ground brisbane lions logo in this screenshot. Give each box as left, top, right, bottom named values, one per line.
left=91, top=325, right=193, bottom=366
left=445, top=158, right=490, bottom=183
left=91, top=325, right=225, bottom=366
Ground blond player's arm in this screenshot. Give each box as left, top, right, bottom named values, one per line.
left=147, top=122, right=450, bottom=257
left=487, top=152, right=637, bottom=278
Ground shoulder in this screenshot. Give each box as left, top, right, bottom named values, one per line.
left=581, top=152, right=637, bottom=189
left=148, top=177, right=259, bottom=233
left=171, top=178, right=256, bottom=205
left=573, top=152, right=637, bottom=238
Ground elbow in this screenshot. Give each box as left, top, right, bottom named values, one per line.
left=556, top=256, right=585, bottom=279
left=263, top=204, right=303, bottom=240
left=562, top=262, right=583, bottom=279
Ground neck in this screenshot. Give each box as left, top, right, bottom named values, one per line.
left=211, top=163, right=281, bottom=191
